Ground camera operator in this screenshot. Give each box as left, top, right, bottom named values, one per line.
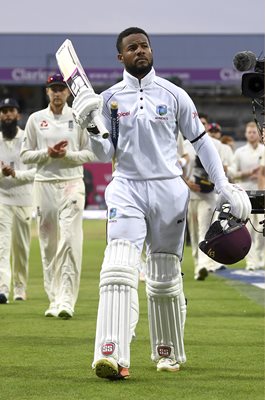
left=228, top=122, right=264, bottom=270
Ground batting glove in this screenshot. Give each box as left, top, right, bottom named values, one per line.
left=216, top=183, right=252, bottom=221
left=72, top=89, right=103, bottom=129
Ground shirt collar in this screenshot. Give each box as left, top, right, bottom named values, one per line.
left=123, top=67, right=156, bottom=89
left=47, top=103, right=69, bottom=116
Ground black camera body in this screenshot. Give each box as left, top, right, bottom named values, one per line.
left=233, top=51, right=265, bottom=108
left=241, top=59, right=265, bottom=99
left=246, top=190, right=265, bottom=214
left=246, top=190, right=265, bottom=237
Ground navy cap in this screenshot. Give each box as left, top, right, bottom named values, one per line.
left=46, top=73, right=67, bottom=87
left=0, top=98, right=20, bottom=111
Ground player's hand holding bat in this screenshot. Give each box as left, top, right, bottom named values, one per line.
left=216, top=182, right=252, bottom=221
left=72, top=89, right=103, bottom=130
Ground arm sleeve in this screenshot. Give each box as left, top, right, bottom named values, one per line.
left=87, top=104, right=115, bottom=163
left=14, top=167, right=36, bottom=182
left=192, top=134, right=228, bottom=192
left=63, top=128, right=98, bottom=164
left=177, top=89, right=205, bottom=142
left=20, top=116, right=49, bottom=164
left=227, top=151, right=241, bottom=179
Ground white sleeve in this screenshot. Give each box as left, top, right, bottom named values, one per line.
left=64, top=129, right=97, bottom=164
left=89, top=134, right=114, bottom=163
left=192, top=133, right=228, bottom=192
left=14, top=167, right=36, bottom=182
left=88, top=103, right=115, bottom=163
left=227, top=150, right=241, bottom=179
left=177, top=89, right=205, bottom=141
left=20, top=115, right=49, bottom=164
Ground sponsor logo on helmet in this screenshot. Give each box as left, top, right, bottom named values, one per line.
left=157, top=345, right=171, bottom=357
left=207, top=248, right=215, bottom=258
left=101, top=342, right=115, bottom=356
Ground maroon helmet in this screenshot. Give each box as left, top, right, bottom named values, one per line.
left=199, top=212, right=251, bottom=265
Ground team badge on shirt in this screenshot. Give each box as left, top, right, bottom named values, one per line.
left=156, top=104, right=167, bottom=116
left=68, top=120, right=74, bottom=129
left=109, top=208, right=117, bottom=220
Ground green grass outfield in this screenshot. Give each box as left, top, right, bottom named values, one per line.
left=0, top=220, right=264, bottom=400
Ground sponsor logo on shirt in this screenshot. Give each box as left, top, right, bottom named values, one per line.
left=68, top=120, right=74, bottom=129
left=118, top=111, right=130, bottom=118
left=192, top=111, right=199, bottom=119
left=40, top=120, right=48, bottom=129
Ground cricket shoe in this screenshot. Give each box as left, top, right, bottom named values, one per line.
left=58, top=305, right=73, bottom=320
left=14, top=288, right=26, bottom=301
left=45, top=303, right=58, bottom=317
left=0, top=293, right=8, bottom=304
left=157, top=357, right=180, bottom=372
left=95, top=357, right=130, bottom=380
left=194, top=267, right=208, bottom=281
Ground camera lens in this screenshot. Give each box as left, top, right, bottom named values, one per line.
left=242, top=72, right=264, bottom=98
left=249, top=76, right=264, bottom=93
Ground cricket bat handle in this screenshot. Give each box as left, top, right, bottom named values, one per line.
left=91, top=111, right=109, bottom=139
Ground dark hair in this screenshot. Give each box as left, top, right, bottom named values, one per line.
left=116, top=27, right=151, bottom=53
left=198, top=113, right=209, bottom=121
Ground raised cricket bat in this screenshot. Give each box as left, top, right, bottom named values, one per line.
left=56, top=39, right=109, bottom=139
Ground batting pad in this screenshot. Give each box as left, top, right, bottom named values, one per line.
left=146, top=253, right=186, bottom=363
left=93, top=240, right=140, bottom=368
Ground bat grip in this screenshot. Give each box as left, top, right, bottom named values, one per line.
left=91, top=112, right=109, bottom=139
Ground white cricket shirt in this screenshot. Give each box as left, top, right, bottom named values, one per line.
left=229, top=142, right=264, bottom=190
left=0, top=127, right=35, bottom=206
left=89, top=68, right=228, bottom=191
left=21, top=104, right=95, bottom=181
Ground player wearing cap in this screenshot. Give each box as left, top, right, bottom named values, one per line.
left=228, top=121, right=265, bottom=270
left=208, top=122, right=234, bottom=172
left=21, top=74, right=96, bottom=318
left=184, top=114, right=229, bottom=280
left=71, top=27, right=251, bottom=379
left=0, top=98, right=36, bottom=304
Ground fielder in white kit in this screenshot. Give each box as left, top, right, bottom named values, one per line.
left=72, top=27, right=252, bottom=379
left=21, top=74, right=96, bottom=319
left=0, top=98, right=35, bottom=304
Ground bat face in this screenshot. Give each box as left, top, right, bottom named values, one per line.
left=65, top=68, right=91, bottom=97
left=56, top=39, right=93, bottom=97
left=56, top=39, right=109, bottom=139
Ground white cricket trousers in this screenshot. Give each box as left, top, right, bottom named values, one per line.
left=34, top=179, right=85, bottom=311
left=187, top=197, right=221, bottom=274
left=105, top=176, right=189, bottom=259
left=0, top=203, right=32, bottom=299
left=246, top=213, right=265, bottom=269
